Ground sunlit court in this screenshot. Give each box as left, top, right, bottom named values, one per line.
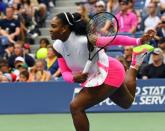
left=0, top=113, right=165, bottom=131
left=0, top=79, right=165, bottom=131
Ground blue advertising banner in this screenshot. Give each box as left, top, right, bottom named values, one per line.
left=72, top=79, right=165, bottom=112
left=0, top=82, right=75, bottom=114
left=0, top=79, right=164, bottom=114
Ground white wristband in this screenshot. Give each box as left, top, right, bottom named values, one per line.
left=83, top=60, right=92, bottom=73
left=136, top=38, right=141, bottom=45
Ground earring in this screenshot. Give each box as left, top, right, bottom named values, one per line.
left=60, top=30, right=65, bottom=34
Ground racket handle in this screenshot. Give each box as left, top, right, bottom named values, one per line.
left=83, top=60, right=92, bottom=73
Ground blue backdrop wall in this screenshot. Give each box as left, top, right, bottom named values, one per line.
left=0, top=79, right=165, bottom=114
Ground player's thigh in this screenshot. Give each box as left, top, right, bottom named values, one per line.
left=71, top=84, right=117, bottom=110
left=109, top=84, right=134, bottom=109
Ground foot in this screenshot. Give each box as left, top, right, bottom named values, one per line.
left=131, top=44, right=154, bottom=69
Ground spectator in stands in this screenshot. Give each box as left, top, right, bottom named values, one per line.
left=123, top=46, right=133, bottom=67
left=1, top=73, right=12, bottom=82
left=0, top=59, right=17, bottom=81
left=127, top=0, right=136, bottom=12
left=34, top=3, right=47, bottom=27
left=12, top=0, right=27, bottom=42
left=0, top=71, right=2, bottom=81
left=37, top=0, right=50, bottom=10
left=158, top=38, right=165, bottom=63
left=84, top=0, right=97, bottom=17
left=0, top=59, right=11, bottom=74
left=0, top=0, right=7, bottom=15
left=76, top=2, right=89, bottom=22
left=39, top=38, right=50, bottom=48
left=23, top=43, right=34, bottom=58
left=29, top=59, right=51, bottom=82
left=16, top=63, right=28, bottom=73
left=156, top=15, right=165, bottom=39
left=96, top=1, right=119, bottom=34
left=0, top=36, right=9, bottom=57
left=141, top=2, right=160, bottom=33
left=20, top=0, right=41, bottom=41
left=14, top=56, right=26, bottom=69
left=46, top=45, right=61, bottom=79
left=13, top=0, right=23, bottom=15
left=12, top=0, right=41, bottom=44
left=0, top=6, right=21, bottom=43
left=148, top=38, right=165, bottom=63
left=95, top=0, right=106, bottom=13
left=160, top=0, right=165, bottom=14
left=136, top=10, right=143, bottom=32
left=106, top=0, right=120, bottom=14
left=8, top=42, right=35, bottom=68
left=35, top=38, right=50, bottom=59
left=49, top=0, right=56, bottom=7
left=116, top=56, right=129, bottom=71
left=23, top=0, right=35, bottom=20
left=13, top=56, right=28, bottom=80
left=144, top=0, right=158, bottom=8
left=144, top=0, right=165, bottom=14
left=3, top=43, right=14, bottom=60
left=19, top=70, right=29, bottom=82
left=115, top=0, right=138, bottom=33
left=15, top=60, right=28, bottom=72
left=141, top=48, right=165, bottom=79
left=37, top=0, right=48, bottom=8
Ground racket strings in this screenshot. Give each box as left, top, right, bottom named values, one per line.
left=88, top=18, right=116, bottom=37
left=86, top=12, right=119, bottom=60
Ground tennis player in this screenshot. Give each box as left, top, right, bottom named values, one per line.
left=50, top=12, right=155, bottom=131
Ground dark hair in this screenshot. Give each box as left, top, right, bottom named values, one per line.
left=47, top=45, right=56, bottom=54
left=23, top=0, right=31, bottom=5
left=56, top=12, right=87, bottom=35
left=5, top=43, right=14, bottom=48
left=6, top=5, right=14, bottom=10
left=0, top=59, right=9, bottom=67
left=17, top=3, right=22, bottom=10
left=39, top=38, right=50, bottom=46
left=20, top=70, right=29, bottom=79
left=119, top=0, right=129, bottom=4
left=159, top=38, right=165, bottom=44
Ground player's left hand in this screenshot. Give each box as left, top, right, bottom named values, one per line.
left=73, top=72, right=88, bottom=83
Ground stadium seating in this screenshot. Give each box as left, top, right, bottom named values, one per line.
left=134, top=0, right=145, bottom=10
left=106, top=50, right=123, bottom=58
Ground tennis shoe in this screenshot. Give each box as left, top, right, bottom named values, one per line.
left=131, top=44, right=154, bottom=66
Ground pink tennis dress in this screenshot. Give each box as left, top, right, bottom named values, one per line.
left=53, top=32, right=140, bottom=88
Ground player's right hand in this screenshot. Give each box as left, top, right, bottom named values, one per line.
left=140, top=29, right=156, bottom=44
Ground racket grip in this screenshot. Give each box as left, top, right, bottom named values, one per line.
left=83, top=60, right=92, bottom=73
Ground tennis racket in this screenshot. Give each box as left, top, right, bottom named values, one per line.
left=83, top=12, right=119, bottom=73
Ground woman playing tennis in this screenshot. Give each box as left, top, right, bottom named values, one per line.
left=49, top=12, right=155, bottom=131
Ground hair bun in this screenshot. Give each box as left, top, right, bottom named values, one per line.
left=72, top=13, right=82, bottom=23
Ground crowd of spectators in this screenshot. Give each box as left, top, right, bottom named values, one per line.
left=0, top=0, right=59, bottom=82
left=0, top=0, right=164, bottom=83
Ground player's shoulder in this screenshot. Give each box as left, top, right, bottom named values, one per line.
left=53, top=39, right=63, bottom=57
left=53, top=39, right=63, bottom=50
left=74, top=34, right=88, bottom=44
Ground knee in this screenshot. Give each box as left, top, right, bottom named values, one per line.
left=125, top=80, right=136, bottom=87
left=121, top=97, right=134, bottom=109
left=70, top=101, right=82, bottom=114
